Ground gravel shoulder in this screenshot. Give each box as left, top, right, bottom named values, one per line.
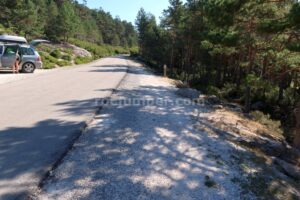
left=36, top=59, right=248, bottom=200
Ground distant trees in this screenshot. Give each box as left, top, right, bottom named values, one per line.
left=136, top=0, right=300, bottom=145
left=0, top=0, right=138, bottom=47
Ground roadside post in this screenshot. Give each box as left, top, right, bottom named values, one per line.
left=163, top=64, right=167, bottom=77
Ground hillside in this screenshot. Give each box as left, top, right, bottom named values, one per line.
left=35, top=40, right=137, bottom=69
left=0, top=0, right=137, bottom=48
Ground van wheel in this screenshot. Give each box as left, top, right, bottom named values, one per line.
left=22, top=63, right=35, bottom=73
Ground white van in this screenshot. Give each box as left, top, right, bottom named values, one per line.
left=0, top=35, right=28, bottom=44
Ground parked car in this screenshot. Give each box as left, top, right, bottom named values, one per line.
left=0, top=43, right=42, bottom=73
left=0, top=35, right=48, bottom=73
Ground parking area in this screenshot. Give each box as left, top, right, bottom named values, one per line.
left=0, top=69, right=49, bottom=85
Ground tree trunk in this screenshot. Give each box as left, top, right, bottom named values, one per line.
left=294, top=103, right=300, bottom=149
left=278, top=82, right=284, bottom=103
left=216, top=56, right=222, bottom=87
left=245, top=86, right=251, bottom=113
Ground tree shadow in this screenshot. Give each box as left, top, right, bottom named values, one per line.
left=0, top=119, right=88, bottom=200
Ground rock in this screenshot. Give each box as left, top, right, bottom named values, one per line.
left=213, top=105, right=224, bottom=110
left=205, top=95, right=221, bottom=105
left=224, top=103, right=243, bottom=113
left=274, top=158, right=300, bottom=180
left=62, top=43, right=92, bottom=57
left=176, top=88, right=201, bottom=100
left=72, top=46, right=92, bottom=57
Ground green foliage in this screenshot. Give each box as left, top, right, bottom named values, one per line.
left=57, top=60, right=71, bottom=67
left=136, top=0, right=300, bottom=143
left=39, top=52, right=57, bottom=69
left=61, top=54, right=72, bottom=61
left=251, top=111, right=283, bottom=138
left=129, top=47, right=139, bottom=57
left=40, top=51, right=72, bottom=68
left=50, top=49, right=62, bottom=59
left=0, top=0, right=138, bottom=46
left=70, top=38, right=132, bottom=59
left=74, top=57, right=92, bottom=65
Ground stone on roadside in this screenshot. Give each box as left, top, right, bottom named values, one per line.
left=213, top=105, right=224, bottom=110
left=205, top=95, right=221, bottom=105
left=176, top=88, right=201, bottom=100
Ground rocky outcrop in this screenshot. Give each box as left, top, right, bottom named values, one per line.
left=61, top=43, right=92, bottom=57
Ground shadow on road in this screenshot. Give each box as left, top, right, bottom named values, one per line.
left=0, top=119, right=85, bottom=199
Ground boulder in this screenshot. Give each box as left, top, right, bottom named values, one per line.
left=176, top=88, right=201, bottom=100
left=205, top=95, right=221, bottom=105
left=213, top=105, right=224, bottom=110
left=62, top=43, right=92, bottom=57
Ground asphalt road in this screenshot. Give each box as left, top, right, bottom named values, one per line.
left=0, top=57, right=129, bottom=200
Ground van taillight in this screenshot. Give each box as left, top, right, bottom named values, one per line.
left=36, top=56, right=41, bottom=61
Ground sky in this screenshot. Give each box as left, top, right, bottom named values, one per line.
left=80, top=0, right=186, bottom=24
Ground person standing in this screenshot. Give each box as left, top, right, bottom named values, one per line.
left=12, top=48, right=21, bottom=74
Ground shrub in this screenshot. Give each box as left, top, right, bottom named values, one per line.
left=69, top=38, right=132, bottom=58
left=206, top=85, right=221, bottom=97
left=40, top=52, right=71, bottom=68
left=130, top=47, right=139, bottom=57
left=62, top=54, right=72, bottom=61
left=43, top=61, right=56, bottom=69
left=251, top=111, right=283, bottom=138
left=219, top=83, right=238, bottom=99
left=57, top=60, right=71, bottom=67
left=75, top=56, right=92, bottom=64
left=50, top=49, right=62, bottom=59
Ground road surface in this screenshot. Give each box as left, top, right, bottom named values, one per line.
left=0, top=57, right=129, bottom=200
